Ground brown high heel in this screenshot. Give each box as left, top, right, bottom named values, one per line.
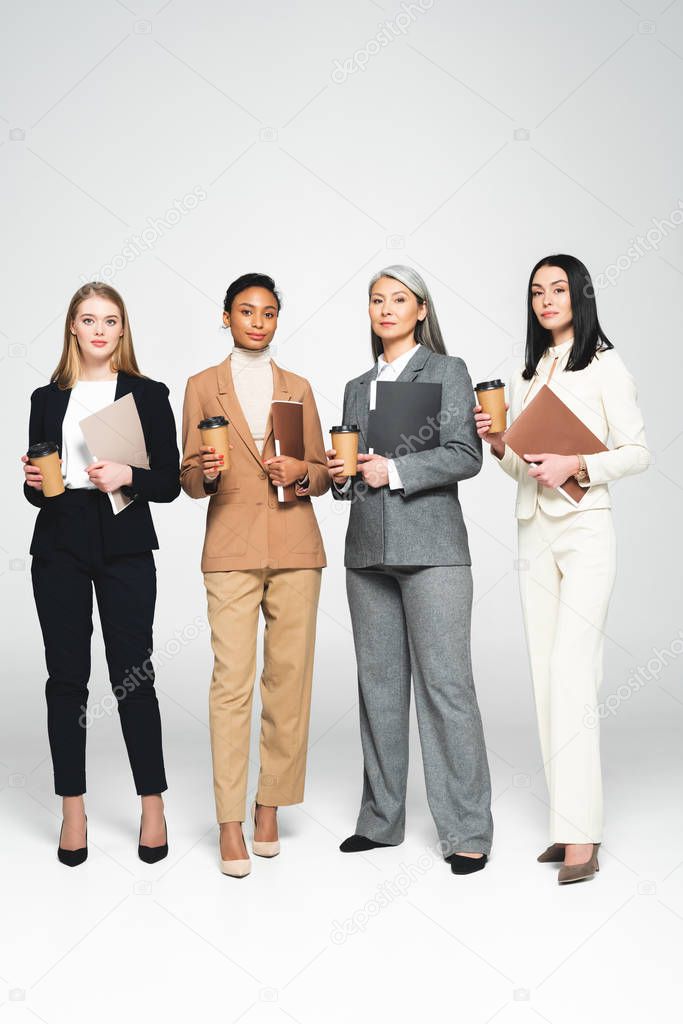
left=537, top=843, right=566, bottom=863
left=557, top=843, right=600, bottom=885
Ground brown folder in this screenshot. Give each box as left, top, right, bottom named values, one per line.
left=502, top=385, right=608, bottom=503
left=271, top=400, right=304, bottom=504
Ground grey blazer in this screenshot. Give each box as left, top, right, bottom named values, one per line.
left=333, top=346, right=482, bottom=568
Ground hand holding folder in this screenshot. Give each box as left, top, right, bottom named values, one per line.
left=502, top=385, right=608, bottom=504
left=271, top=401, right=304, bottom=504
left=79, top=393, right=149, bottom=514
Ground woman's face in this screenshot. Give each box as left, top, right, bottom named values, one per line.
left=530, top=266, right=573, bottom=333
left=369, top=276, right=426, bottom=344
left=71, top=295, right=123, bottom=364
left=223, top=287, right=279, bottom=350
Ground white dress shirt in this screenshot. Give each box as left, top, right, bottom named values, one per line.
left=335, top=344, right=421, bottom=493
left=62, top=379, right=118, bottom=489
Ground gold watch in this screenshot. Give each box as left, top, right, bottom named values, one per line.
left=575, top=454, right=589, bottom=485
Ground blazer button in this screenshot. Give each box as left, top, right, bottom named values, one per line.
left=259, top=471, right=267, bottom=479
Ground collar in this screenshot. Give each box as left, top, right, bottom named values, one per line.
left=377, top=343, right=420, bottom=375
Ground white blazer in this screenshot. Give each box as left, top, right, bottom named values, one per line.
left=496, top=338, right=650, bottom=519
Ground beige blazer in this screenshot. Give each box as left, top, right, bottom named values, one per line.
left=181, top=355, right=329, bottom=571
left=496, top=343, right=649, bottom=519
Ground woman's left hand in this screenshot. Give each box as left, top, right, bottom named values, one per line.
left=263, top=456, right=307, bottom=487
left=86, top=460, right=134, bottom=493
left=524, top=453, right=580, bottom=489
left=357, top=452, right=390, bottom=488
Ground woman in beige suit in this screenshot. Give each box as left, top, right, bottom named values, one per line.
left=181, top=273, right=330, bottom=877
left=475, top=254, right=649, bottom=885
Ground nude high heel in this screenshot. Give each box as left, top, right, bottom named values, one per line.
left=219, top=824, right=251, bottom=878
left=251, top=801, right=280, bottom=858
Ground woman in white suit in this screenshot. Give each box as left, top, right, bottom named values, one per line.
left=475, top=254, right=649, bottom=885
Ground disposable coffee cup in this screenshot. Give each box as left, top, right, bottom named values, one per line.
left=198, top=416, right=230, bottom=472
left=475, top=380, right=507, bottom=433
left=27, top=441, right=64, bottom=498
left=330, top=425, right=360, bottom=476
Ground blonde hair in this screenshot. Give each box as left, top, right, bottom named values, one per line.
left=52, top=282, right=142, bottom=390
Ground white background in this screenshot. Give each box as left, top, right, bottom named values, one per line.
left=2, top=1, right=683, bottom=1022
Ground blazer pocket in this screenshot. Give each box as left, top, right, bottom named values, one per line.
left=205, top=505, right=249, bottom=557
left=285, top=509, right=322, bottom=554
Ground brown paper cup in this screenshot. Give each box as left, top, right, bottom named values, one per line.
left=475, top=382, right=507, bottom=433
left=199, top=422, right=231, bottom=472
left=28, top=445, right=64, bottom=498
left=330, top=428, right=359, bottom=476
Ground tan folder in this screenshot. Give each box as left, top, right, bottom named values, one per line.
left=271, top=400, right=304, bottom=504
left=79, top=392, right=149, bottom=513
left=502, top=385, right=608, bottom=503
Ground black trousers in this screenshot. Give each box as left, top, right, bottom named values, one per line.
left=31, top=491, right=167, bottom=796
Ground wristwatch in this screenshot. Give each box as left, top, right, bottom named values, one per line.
left=575, top=454, right=589, bottom=485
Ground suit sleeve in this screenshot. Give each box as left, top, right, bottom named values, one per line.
left=391, top=357, right=483, bottom=496
left=296, top=381, right=331, bottom=498
left=580, top=351, right=650, bottom=486
left=123, top=381, right=180, bottom=504
left=24, top=388, right=47, bottom=509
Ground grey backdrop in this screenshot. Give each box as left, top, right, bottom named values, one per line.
left=2, top=2, right=683, bottom=1021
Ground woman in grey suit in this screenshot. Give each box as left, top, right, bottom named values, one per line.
left=327, top=265, right=492, bottom=875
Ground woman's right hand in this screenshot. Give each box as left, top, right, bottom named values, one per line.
left=473, top=404, right=509, bottom=458
left=21, top=454, right=44, bottom=490
left=200, top=444, right=232, bottom=481
left=326, top=448, right=348, bottom=485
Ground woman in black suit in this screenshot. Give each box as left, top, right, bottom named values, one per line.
left=21, top=282, right=180, bottom=866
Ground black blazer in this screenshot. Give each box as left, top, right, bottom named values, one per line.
left=25, top=372, right=180, bottom=558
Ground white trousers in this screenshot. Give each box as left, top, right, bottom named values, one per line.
left=517, top=507, right=616, bottom=843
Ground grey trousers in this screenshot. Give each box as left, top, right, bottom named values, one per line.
left=346, top=564, right=493, bottom=856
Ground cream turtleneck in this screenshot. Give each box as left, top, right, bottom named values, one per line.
left=230, top=344, right=273, bottom=452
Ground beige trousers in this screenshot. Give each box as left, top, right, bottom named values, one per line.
left=204, top=567, right=322, bottom=823
left=518, top=507, right=616, bottom=843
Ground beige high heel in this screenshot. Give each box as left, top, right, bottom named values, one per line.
left=251, top=801, right=280, bottom=858
left=219, top=824, right=251, bottom=878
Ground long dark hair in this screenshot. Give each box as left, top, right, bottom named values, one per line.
left=522, top=254, right=613, bottom=380
left=223, top=272, right=282, bottom=317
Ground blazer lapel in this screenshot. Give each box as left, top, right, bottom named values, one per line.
left=353, top=363, right=379, bottom=446
left=216, top=355, right=268, bottom=471
left=262, top=360, right=292, bottom=453
left=395, top=344, right=431, bottom=382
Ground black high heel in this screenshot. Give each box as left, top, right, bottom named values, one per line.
left=446, top=852, right=488, bottom=875
left=138, top=815, right=168, bottom=864
left=58, top=815, right=88, bottom=867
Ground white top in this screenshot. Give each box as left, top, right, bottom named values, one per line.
left=496, top=343, right=650, bottom=519
left=62, top=379, right=118, bottom=489
left=230, top=345, right=273, bottom=453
